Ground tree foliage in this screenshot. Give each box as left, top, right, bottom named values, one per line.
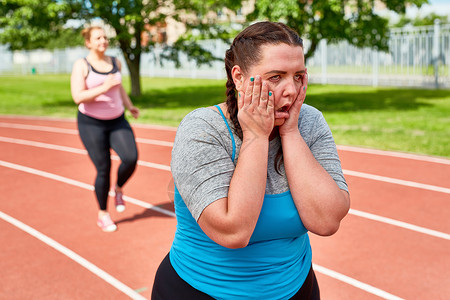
left=248, top=0, right=429, bottom=61
left=0, top=0, right=82, bottom=50
left=0, top=0, right=241, bottom=96
left=44, top=28, right=85, bottom=49
left=393, top=12, right=448, bottom=28
left=72, top=0, right=243, bottom=96
left=0, top=0, right=432, bottom=96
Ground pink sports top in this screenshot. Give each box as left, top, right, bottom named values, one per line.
left=78, top=57, right=125, bottom=120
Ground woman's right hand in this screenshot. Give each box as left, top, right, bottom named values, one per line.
left=198, top=74, right=272, bottom=249
left=237, top=75, right=274, bottom=140
left=102, top=74, right=121, bottom=92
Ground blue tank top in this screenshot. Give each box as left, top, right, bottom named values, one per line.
left=170, top=105, right=312, bottom=299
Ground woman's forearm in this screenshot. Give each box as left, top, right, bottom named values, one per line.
left=198, top=136, right=269, bottom=248
left=119, top=85, right=134, bottom=109
left=281, top=131, right=350, bottom=236
left=72, top=84, right=108, bottom=105
left=228, top=137, right=269, bottom=224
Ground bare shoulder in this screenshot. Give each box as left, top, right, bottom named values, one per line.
left=209, top=103, right=227, bottom=116
left=73, top=58, right=86, bottom=67
left=73, top=58, right=88, bottom=70
left=209, top=105, right=219, bottom=112
left=72, top=58, right=88, bottom=77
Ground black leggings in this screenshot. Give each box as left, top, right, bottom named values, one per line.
left=151, top=253, right=320, bottom=300
left=77, top=111, right=138, bottom=210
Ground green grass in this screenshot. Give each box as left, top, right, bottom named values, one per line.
left=0, top=74, right=449, bottom=158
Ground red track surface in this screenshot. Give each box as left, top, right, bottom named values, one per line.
left=0, top=115, right=449, bottom=300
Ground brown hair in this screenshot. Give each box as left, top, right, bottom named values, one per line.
left=225, top=21, right=303, bottom=172
left=81, top=26, right=104, bottom=41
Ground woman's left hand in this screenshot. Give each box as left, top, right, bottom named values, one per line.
left=279, top=69, right=308, bottom=137
left=129, top=106, right=140, bottom=119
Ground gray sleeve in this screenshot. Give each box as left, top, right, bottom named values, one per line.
left=300, top=107, right=348, bottom=192
left=171, top=109, right=235, bottom=221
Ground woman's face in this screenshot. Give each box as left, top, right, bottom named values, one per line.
left=86, top=28, right=109, bottom=52
left=240, top=44, right=306, bottom=127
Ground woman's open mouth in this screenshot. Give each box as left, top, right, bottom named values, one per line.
left=274, top=105, right=290, bottom=119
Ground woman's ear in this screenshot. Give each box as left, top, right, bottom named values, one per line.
left=231, top=65, right=244, bottom=90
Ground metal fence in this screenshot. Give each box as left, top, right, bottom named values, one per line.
left=306, top=20, right=449, bottom=88
left=1, top=21, right=449, bottom=89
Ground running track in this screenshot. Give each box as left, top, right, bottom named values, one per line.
left=0, top=115, right=449, bottom=300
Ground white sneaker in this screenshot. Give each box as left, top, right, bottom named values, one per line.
left=97, top=214, right=117, bottom=232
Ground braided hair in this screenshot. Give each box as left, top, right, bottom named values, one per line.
left=224, top=22, right=303, bottom=172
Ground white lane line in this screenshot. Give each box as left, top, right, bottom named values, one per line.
left=2, top=138, right=449, bottom=238
left=0, top=160, right=443, bottom=299
left=132, top=123, right=177, bottom=131
left=135, top=160, right=170, bottom=171
left=136, top=138, right=173, bottom=147
left=0, top=211, right=147, bottom=300
left=0, top=158, right=447, bottom=240
left=0, top=123, right=174, bottom=147
left=343, top=169, right=450, bottom=194
left=0, top=159, right=94, bottom=190
left=0, top=116, right=177, bottom=131
left=0, top=136, right=87, bottom=154
left=0, top=115, right=78, bottom=122
left=3, top=136, right=448, bottom=194
left=122, top=195, right=175, bottom=217
left=337, top=145, right=450, bottom=165
left=2, top=136, right=449, bottom=194
left=0, top=160, right=175, bottom=218
left=349, top=209, right=450, bottom=240
left=2, top=121, right=449, bottom=165
left=2, top=142, right=446, bottom=238
left=313, top=264, right=404, bottom=300
left=0, top=136, right=171, bottom=172
left=0, top=122, right=78, bottom=134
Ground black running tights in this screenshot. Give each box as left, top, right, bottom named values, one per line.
left=77, top=111, right=138, bottom=210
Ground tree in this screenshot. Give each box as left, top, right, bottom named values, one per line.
left=0, top=0, right=82, bottom=50
left=5, top=1, right=427, bottom=96
left=78, top=0, right=242, bottom=96
left=393, top=12, right=448, bottom=28
left=0, top=0, right=241, bottom=97
left=44, top=28, right=85, bottom=49
left=247, top=0, right=429, bottom=61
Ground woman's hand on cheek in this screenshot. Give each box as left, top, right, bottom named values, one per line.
left=279, top=70, right=308, bottom=137
left=238, top=75, right=274, bottom=141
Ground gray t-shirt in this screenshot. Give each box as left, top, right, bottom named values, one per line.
left=171, top=104, right=348, bottom=221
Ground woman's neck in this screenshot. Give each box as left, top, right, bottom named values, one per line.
left=87, top=51, right=105, bottom=62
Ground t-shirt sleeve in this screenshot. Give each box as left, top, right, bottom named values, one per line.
left=171, top=109, right=236, bottom=221
left=300, top=107, right=348, bottom=192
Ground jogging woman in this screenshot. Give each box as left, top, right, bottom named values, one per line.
left=71, top=26, right=139, bottom=232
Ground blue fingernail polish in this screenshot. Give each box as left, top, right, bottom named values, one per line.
left=269, top=92, right=272, bottom=96
left=250, top=77, right=254, bottom=82
left=303, top=87, right=306, bottom=91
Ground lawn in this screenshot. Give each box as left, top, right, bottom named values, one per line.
left=1, top=74, right=449, bottom=158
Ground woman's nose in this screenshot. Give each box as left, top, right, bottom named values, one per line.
left=282, top=79, right=298, bottom=98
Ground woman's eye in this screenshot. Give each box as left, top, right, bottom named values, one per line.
left=294, top=74, right=303, bottom=81
left=269, top=75, right=280, bottom=81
